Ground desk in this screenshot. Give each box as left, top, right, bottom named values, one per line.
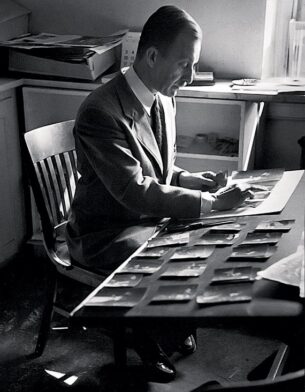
left=70, top=171, right=304, bottom=367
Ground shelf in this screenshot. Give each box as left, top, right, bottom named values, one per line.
left=177, top=133, right=238, bottom=158
left=177, top=152, right=238, bottom=161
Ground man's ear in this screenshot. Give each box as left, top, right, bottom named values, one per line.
left=146, top=46, right=158, bottom=68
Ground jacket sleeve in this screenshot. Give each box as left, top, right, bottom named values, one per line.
left=75, top=105, right=202, bottom=220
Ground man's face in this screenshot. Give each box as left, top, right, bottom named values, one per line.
left=153, top=30, right=201, bottom=97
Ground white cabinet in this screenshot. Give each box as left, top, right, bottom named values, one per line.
left=0, top=89, right=26, bottom=265
left=175, top=97, right=261, bottom=174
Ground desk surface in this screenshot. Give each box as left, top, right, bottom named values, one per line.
left=1, top=76, right=305, bottom=103
left=71, top=171, right=304, bottom=326
left=24, top=77, right=305, bottom=103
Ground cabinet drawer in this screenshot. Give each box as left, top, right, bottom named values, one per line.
left=23, top=87, right=90, bottom=131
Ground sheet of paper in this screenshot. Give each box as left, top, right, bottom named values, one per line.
left=257, top=232, right=304, bottom=297
left=204, top=170, right=303, bottom=219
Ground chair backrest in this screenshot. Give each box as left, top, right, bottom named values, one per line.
left=25, top=120, right=77, bottom=231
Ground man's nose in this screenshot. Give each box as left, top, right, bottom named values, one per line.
left=184, top=66, right=194, bottom=85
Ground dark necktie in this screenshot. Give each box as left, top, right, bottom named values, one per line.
left=151, top=95, right=164, bottom=153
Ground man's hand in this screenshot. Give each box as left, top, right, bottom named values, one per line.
left=212, top=184, right=254, bottom=211
left=179, top=171, right=227, bottom=192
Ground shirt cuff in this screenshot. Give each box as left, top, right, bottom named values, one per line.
left=200, top=192, right=216, bottom=217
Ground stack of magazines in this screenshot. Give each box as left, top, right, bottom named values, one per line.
left=0, top=30, right=127, bottom=80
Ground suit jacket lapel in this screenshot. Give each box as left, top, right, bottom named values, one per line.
left=115, top=74, right=164, bottom=174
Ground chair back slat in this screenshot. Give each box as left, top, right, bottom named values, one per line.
left=60, top=152, right=73, bottom=205
left=25, top=120, right=77, bottom=229
left=62, top=151, right=78, bottom=205
left=48, top=155, right=66, bottom=223
left=36, top=161, right=54, bottom=222
left=70, top=150, right=79, bottom=185
left=53, top=154, right=69, bottom=218
left=39, top=158, right=63, bottom=225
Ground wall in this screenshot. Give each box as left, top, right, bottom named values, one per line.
left=261, top=103, right=305, bottom=170
left=16, top=0, right=266, bottom=79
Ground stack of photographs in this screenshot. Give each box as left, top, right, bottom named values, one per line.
left=194, top=232, right=240, bottom=246
left=151, top=284, right=198, bottom=303
left=160, top=261, right=208, bottom=278
left=231, top=168, right=283, bottom=183
left=196, top=283, right=253, bottom=305
left=105, top=273, right=143, bottom=287
left=230, top=168, right=284, bottom=210
left=211, top=266, right=260, bottom=284
left=120, top=258, right=164, bottom=274
left=171, top=245, right=215, bottom=260
left=85, top=287, right=147, bottom=307
left=229, top=244, right=276, bottom=260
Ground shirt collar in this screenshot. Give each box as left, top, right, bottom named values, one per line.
left=124, top=66, right=155, bottom=116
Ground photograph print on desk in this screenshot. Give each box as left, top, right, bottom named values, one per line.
left=211, top=266, right=260, bottom=284
left=137, top=246, right=169, bottom=258
left=193, top=232, right=240, bottom=246
left=146, top=232, right=190, bottom=248
left=85, top=287, right=147, bottom=307
left=120, top=258, right=164, bottom=274
left=160, top=261, right=208, bottom=278
left=229, top=244, right=276, bottom=260
left=150, top=284, right=198, bottom=303
left=105, top=273, right=143, bottom=287
left=171, top=245, right=215, bottom=260
left=254, top=219, right=295, bottom=232
left=240, top=231, right=282, bottom=245
left=196, top=282, right=253, bottom=305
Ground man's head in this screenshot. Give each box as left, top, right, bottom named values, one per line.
left=134, top=5, right=202, bottom=97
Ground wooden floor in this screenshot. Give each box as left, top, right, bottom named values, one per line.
left=0, top=252, right=290, bottom=392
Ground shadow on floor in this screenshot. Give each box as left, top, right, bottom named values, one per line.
left=0, top=252, right=288, bottom=392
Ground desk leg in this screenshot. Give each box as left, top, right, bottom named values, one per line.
left=113, top=326, right=127, bottom=369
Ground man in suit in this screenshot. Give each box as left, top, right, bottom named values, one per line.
left=66, top=5, right=251, bottom=382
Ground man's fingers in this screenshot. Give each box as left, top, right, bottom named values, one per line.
left=202, top=171, right=216, bottom=180
left=241, top=189, right=255, bottom=200
left=201, top=177, right=217, bottom=188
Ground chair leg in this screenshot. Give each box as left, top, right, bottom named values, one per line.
left=267, top=343, right=289, bottom=379
left=248, top=342, right=289, bottom=381
left=27, top=266, right=57, bottom=359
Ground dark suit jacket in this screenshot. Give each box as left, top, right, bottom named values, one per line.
left=66, top=73, right=201, bottom=272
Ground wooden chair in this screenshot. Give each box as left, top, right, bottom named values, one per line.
left=24, top=120, right=105, bottom=358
